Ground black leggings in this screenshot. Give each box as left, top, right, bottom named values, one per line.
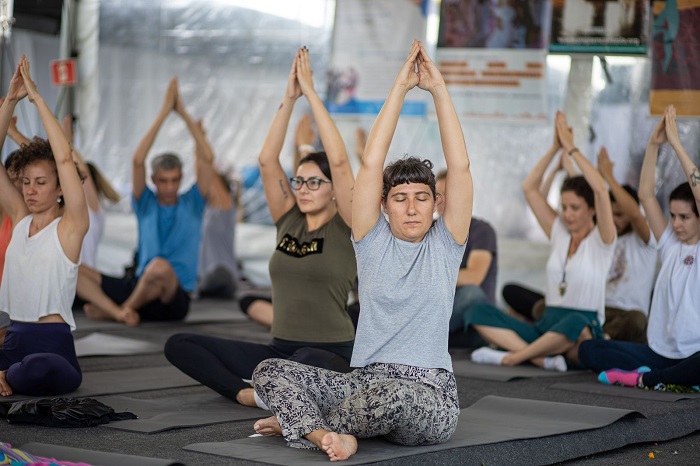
left=579, top=339, right=700, bottom=387
left=0, top=322, right=82, bottom=396
left=164, top=334, right=353, bottom=401
left=502, top=283, right=544, bottom=320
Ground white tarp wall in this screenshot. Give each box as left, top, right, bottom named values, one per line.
left=1, top=30, right=60, bottom=154
left=6, top=1, right=698, bottom=240
left=78, top=0, right=336, bottom=206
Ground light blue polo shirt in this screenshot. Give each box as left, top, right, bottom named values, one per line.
left=132, top=186, right=206, bottom=292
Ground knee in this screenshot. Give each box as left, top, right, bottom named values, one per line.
left=578, top=339, right=605, bottom=368
left=142, top=258, right=175, bottom=282
left=252, top=358, right=289, bottom=386
left=8, top=354, right=81, bottom=395
left=465, top=302, right=499, bottom=320
left=454, top=285, right=488, bottom=308
left=164, top=333, right=195, bottom=362
left=501, top=284, right=519, bottom=302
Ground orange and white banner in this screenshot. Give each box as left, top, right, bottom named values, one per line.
left=434, top=48, right=547, bottom=123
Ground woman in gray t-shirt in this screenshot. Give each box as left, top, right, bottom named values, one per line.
left=252, top=40, right=472, bottom=462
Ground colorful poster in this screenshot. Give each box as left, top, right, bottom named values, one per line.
left=326, top=0, right=428, bottom=116
left=435, top=48, right=547, bottom=122
left=649, top=0, right=700, bottom=116
left=549, top=0, right=649, bottom=54
left=438, top=0, right=548, bottom=49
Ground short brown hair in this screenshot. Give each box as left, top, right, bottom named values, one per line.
left=382, top=156, right=436, bottom=201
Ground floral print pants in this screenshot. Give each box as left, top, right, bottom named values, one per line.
left=253, top=359, right=459, bottom=449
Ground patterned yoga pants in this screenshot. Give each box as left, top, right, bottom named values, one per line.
left=253, top=359, right=459, bottom=449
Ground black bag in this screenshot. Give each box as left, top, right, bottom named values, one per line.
left=0, top=397, right=137, bottom=427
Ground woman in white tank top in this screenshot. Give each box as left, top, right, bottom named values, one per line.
left=0, top=56, right=89, bottom=397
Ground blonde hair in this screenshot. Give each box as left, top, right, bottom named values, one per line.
left=86, top=161, right=121, bottom=203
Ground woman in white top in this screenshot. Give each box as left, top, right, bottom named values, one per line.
left=8, top=114, right=120, bottom=269
left=467, top=112, right=616, bottom=371
left=580, top=105, right=700, bottom=391
left=0, top=57, right=89, bottom=397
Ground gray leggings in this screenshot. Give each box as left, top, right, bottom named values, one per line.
left=253, top=359, right=459, bottom=449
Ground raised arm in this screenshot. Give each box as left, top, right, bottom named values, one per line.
left=0, top=66, right=28, bottom=222
left=7, top=114, right=31, bottom=147
left=173, top=88, right=213, bottom=199
left=416, top=42, right=471, bottom=243
left=597, top=146, right=650, bottom=243
left=132, top=78, right=177, bottom=201
left=353, top=41, right=420, bottom=241
left=59, top=114, right=101, bottom=213
left=556, top=112, right=615, bottom=244
left=296, top=47, right=355, bottom=227
left=665, top=105, right=700, bottom=212
left=20, top=57, right=88, bottom=261
left=194, top=120, right=232, bottom=211
left=522, top=121, right=560, bottom=238
left=539, top=147, right=579, bottom=197
left=259, top=49, right=302, bottom=223
left=638, top=114, right=668, bottom=241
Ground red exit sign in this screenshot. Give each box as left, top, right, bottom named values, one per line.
left=50, top=59, right=77, bottom=86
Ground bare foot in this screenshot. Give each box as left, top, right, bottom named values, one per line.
left=253, top=416, right=282, bottom=436
left=119, top=306, right=141, bottom=327
left=321, top=432, right=357, bottom=461
left=501, top=354, right=517, bottom=366
left=0, top=370, right=13, bottom=396
left=236, top=388, right=257, bottom=407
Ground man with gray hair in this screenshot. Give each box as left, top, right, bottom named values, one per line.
left=76, top=78, right=213, bottom=326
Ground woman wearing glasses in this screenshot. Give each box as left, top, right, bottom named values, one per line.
left=165, top=47, right=356, bottom=408
left=465, top=112, right=616, bottom=371
left=251, top=40, right=471, bottom=461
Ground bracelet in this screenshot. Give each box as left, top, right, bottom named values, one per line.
left=567, top=147, right=579, bottom=156
left=297, top=144, right=315, bottom=154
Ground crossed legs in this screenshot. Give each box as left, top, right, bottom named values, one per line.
left=473, top=325, right=591, bottom=368
left=77, top=257, right=180, bottom=326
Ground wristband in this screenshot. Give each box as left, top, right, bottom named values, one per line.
left=567, top=147, right=579, bottom=156
left=297, top=144, right=315, bottom=154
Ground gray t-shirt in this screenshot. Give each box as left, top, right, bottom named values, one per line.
left=351, top=216, right=466, bottom=371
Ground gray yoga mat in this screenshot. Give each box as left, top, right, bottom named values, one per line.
left=184, top=395, right=642, bottom=465
left=451, top=358, right=577, bottom=381
left=3, top=365, right=200, bottom=402
left=74, top=332, right=162, bottom=357
left=98, top=392, right=267, bottom=433
left=72, top=312, right=126, bottom=331
left=21, top=443, right=184, bottom=466
left=551, top=381, right=700, bottom=402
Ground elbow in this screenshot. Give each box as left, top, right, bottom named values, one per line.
left=638, top=188, right=655, bottom=203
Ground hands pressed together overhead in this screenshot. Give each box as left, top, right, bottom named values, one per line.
left=597, top=146, right=614, bottom=181
left=286, top=46, right=319, bottom=101
left=395, top=40, right=446, bottom=94
left=649, top=105, right=681, bottom=148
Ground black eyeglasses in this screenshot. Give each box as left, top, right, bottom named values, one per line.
left=289, top=176, right=331, bottom=191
